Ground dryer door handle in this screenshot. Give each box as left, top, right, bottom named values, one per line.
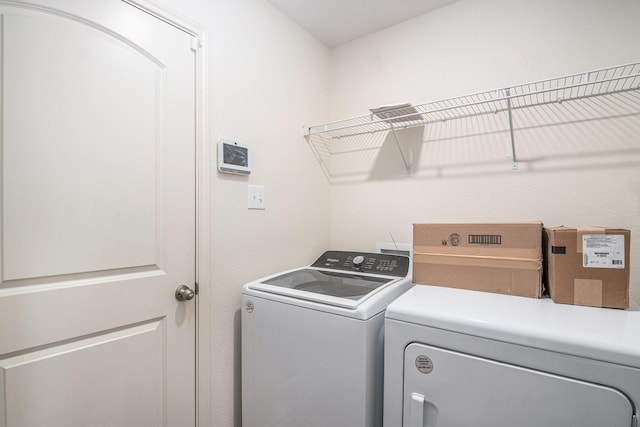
left=410, top=392, right=425, bottom=427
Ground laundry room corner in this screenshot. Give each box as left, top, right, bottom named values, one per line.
left=325, top=0, right=640, bottom=305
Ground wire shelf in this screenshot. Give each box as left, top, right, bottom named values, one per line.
left=302, top=61, right=640, bottom=178
left=304, top=61, right=640, bottom=140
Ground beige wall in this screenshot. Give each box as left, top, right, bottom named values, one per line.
left=328, top=0, right=640, bottom=304
left=207, top=3, right=331, bottom=426
left=156, top=0, right=331, bottom=426
left=156, top=0, right=639, bottom=425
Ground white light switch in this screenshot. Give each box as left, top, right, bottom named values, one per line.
left=248, top=185, right=266, bottom=210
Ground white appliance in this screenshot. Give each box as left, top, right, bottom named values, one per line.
left=384, top=285, right=640, bottom=427
left=242, top=250, right=413, bottom=427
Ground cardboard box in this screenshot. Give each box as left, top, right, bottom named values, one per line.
left=413, top=222, right=543, bottom=298
left=544, top=227, right=630, bottom=309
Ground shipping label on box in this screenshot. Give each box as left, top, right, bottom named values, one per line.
left=413, top=222, right=543, bottom=298
left=582, top=234, right=626, bottom=269
left=544, top=227, right=630, bottom=309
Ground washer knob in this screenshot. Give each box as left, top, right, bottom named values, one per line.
left=353, top=255, right=365, bottom=267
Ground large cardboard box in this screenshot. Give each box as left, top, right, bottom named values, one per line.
left=544, top=226, right=630, bottom=309
left=413, top=222, right=543, bottom=298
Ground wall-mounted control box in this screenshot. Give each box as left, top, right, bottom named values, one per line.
left=218, top=138, right=251, bottom=175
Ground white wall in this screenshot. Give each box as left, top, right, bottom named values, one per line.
left=154, top=0, right=331, bottom=426
left=328, top=0, right=640, bottom=304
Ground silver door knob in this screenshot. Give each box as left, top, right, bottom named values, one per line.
left=175, top=284, right=196, bottom=301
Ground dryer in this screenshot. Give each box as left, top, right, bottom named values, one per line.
left=384, top=285, right=640, bottom=427
left=242, top=250, right=413, bottom=427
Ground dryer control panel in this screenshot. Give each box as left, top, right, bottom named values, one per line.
left=312, top=250, right=410, bottom=277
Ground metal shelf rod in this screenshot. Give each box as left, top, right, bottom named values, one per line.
left=506, top=88, right=518, bottom=169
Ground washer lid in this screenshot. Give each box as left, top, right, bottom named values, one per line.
left=246, top=251, right=411, bottom=309
left=250, top=268, right=398, bottom=309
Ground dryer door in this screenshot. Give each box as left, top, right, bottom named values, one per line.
left=403, top=343, right=634, bottom=427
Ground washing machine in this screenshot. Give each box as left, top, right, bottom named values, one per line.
left=384, top=285, right=640, bottom=427
left=241, top=250, right=413, bottom=427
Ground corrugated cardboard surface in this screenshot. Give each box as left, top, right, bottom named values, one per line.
left=413, top=222, right=543, bottom=298
left=544, top=226, right=630, bottom=309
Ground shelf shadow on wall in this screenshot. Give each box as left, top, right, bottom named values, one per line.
left=368, top=126, right=425, bottom=180
left=322, top=102, right=640, bottom=184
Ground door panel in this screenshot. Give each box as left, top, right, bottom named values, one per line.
left=1, top=321, right=164, bottom=426
left=3, top=8, right=160, bottom=280
left=403, top=343, right=633, bottom=427
left=0, top=1, right=196, bottom=426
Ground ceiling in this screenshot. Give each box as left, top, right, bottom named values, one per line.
left=266, top=0, right=460, bottom=47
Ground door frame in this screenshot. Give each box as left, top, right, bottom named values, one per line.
left=122, top=1, right=210, bottom=425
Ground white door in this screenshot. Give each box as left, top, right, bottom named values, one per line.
left=0, top=1, right=197, bottom=426
left=403, top=343, right=634, bottom=427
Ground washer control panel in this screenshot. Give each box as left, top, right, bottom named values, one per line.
left=311, top=250, right=410, bottom=277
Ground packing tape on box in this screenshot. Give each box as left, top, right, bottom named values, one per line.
left=575, top=227, right=606, bottom=253
left=413, top=249, right=542, bottom=270
left=573, top=279, right=604, bottom=306
left=414, top=245, right=540, bottom=257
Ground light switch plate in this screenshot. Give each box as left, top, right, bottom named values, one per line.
left=248, top=185, right=266, bottom=210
